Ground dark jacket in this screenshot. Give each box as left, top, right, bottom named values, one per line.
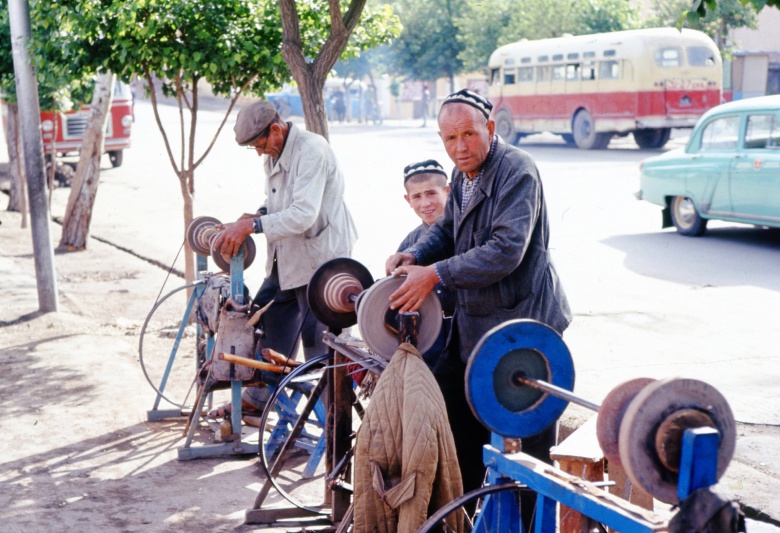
left=413, top=136, right=572, bottom=362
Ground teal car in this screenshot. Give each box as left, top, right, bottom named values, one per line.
left=638, top=95, right=780, bottom=236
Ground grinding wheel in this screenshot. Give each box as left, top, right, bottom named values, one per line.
left=617, top=377, right=736, bottom=504
left=307, top=258, right=375, bottom=329
left=356, top=276, right=442, bottom=361
left=465, top=319, right=574, bottom=439
left=186, top=216, right=222, bottom=256
left=210, top=235, right=256, bottom=272
left=596, top=377, right=656, bottom=469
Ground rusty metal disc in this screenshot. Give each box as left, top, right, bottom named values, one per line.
left=307, top=258, right=375, bottom=330
left=465, top=319, right=574, bottom=439
left=186, top=216, right=222, bottom=256
left=210, top=235, right=256, bottom=272
left=356, top=276, right=442, bottom=361
left=617, top=377, right=736, bottom=504
left=596, top=377, right=656, bottom=469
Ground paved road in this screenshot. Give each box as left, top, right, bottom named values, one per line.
left=35, top=98, right=780, bottom=524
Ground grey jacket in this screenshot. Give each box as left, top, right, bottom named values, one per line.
left=413, top=136, right=571, bottom=362
left=261, top=124, right=358, bottom=290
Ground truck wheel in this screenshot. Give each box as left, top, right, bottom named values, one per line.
left=108, top=150, right=123, bottom=168
left=634, top=128, right=671, bottom=149
left=494, top=111, right=519, bottom=145
left=573, top=109, right=610, bottom=150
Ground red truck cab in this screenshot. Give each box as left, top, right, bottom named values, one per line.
left=40, top=80, right=133, bottom=167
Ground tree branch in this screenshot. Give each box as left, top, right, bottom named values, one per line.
left=144, top=66, right=181, bottom=176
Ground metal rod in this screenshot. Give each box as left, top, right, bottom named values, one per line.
left=514, top=374, right=602, bottom=412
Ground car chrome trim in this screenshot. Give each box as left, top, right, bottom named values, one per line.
left=707, top=211, right=780, bottom=224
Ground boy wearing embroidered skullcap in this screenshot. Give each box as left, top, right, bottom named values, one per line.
left=396, top=158, right=455, bottom=373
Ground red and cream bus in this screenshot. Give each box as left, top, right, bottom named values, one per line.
left=488, top=28, right=722, bottom=149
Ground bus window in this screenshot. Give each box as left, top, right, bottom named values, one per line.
left=582, top=61, right=596, bottom=81
left=700, top=115, right=740, bottom=151
left=566, top=63, right=580, bottom=81
left=490, top=68, right=501, bottom=85
left=504, top=69, right=517, bottom=85
left=537, top=65, right=551, bottom=82
left=656, top=47, right=682, bottom=67
left=583, top=51, right=596, bottom=59
left=518, top=66, right=534, bottom=83
left=552, top=64, right=566, bottom=80
left=687, top=46, right=716, bottom=67
left=745, top=114, right=779, bottom=149
left=599, top=60, right=620, bottom=80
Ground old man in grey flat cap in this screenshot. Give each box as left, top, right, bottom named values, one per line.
left=211, top=100, right=357, bottom=416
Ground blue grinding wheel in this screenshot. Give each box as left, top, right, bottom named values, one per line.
left=465, top=319, right=575, bottom=439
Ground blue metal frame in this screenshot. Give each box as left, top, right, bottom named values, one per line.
left=475, top=427, right=720, bottom=532
left=146, top=255, right=210, bottom=421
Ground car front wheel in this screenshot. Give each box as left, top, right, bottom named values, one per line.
left=670, top=196, right=707, bottom=236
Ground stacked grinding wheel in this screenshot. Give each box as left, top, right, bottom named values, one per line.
left=185, top=215, right=256, bottom=272
left=465, top=319, right=737, bottom=504
left=307, top=258, right=443, bottom=360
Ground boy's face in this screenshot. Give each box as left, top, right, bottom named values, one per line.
left=404, top=176, right=450, bottom=226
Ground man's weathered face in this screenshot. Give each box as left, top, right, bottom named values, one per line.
left=438, top=105, right=495, bottom=177
left=249, top=122, right=285, bottom=159
left=404, top=176, right=450, bottom=225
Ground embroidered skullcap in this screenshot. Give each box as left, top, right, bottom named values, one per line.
left=440, top=88, right=493, bottom=119
left=403, top=159, right=448, bottom=183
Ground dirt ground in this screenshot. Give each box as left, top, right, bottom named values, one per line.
left=0, top=185, right=324, bottom=532
left=2, top=128, right=780, bottom=531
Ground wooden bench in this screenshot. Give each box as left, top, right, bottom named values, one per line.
left=550, top=416, right=653, bottom=532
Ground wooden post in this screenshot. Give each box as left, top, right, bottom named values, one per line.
left=550, top=417, right=605, bottom=533
left=330, top=349, right=352, bottom=521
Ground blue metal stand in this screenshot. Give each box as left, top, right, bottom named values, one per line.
left=146, top=254, right=211, bottom=421
left=178, top=249, right=257, bottom=460
left=475, top=427, right=720, bottom=533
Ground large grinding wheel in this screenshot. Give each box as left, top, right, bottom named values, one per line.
left=465, top=319, right=574, bottom=439
left=185, top=215, right=257, bottom=271
left=210, top=236, right=256, bottom=272
left=596, top=377, right=656, bottom=469
left=307, top=258, right=375, bottom=330
left=356, top=276, right=442, bottom=361
left=618, top=377, right=736, bottom=504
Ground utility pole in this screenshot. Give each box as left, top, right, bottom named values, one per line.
left=8, top=0, right=59, bottom=312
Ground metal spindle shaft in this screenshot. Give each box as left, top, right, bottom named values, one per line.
left=514, top=374, right=602, bottom=412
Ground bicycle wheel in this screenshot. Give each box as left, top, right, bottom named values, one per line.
left=139, top=281, right=205, bottom=409
left=258, top=353, right=366, bottom=514
left=416, top=482, right=528, bottom=533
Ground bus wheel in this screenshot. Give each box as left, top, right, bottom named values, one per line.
left=108, top=150, right=124, bottom=168
left=495, top=111, right=519, bottom=145
left=670, top=196, right=707, bottom=236
left=633, top=128, right=671, bottom=149
left=573, top=110, right=609, bottom=150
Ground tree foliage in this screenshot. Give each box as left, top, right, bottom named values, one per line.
left=389, top=0, right=465, bottom=86
left=685, top=0, right=776, bottom=24
left=650, top=0, right=759, bottom=54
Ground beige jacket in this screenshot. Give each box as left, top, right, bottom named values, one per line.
left=261, top=124, right=358, bottom=290
left=353, top=343, right=464, bottom=533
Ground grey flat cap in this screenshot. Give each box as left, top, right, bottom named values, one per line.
left=234, top=100, right=277, bottom=146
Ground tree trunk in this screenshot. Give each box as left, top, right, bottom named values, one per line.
left=59, top=72, right=115, bottom=250
left=6, top=103, right=28, bottom=226
left=278, top=0, right=368, bottom=140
